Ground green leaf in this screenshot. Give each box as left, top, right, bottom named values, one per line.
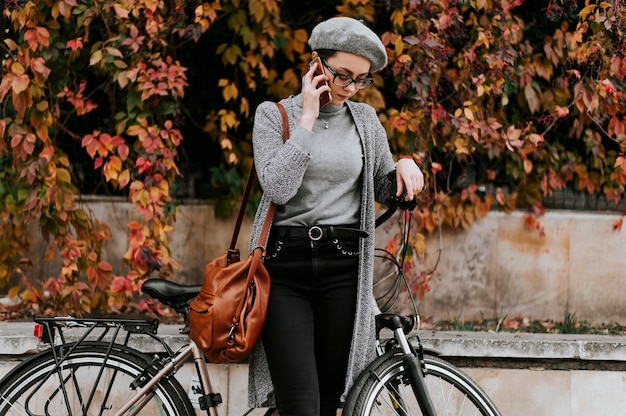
left=227, top=9, right=247, bottom=31
left=126, top=90, right=142, bottom=112
left=14, top=186, right=28, bottom=203
left=56, top=168, right=71, bottom=184
left=222, top=44, right=242, bottom=65
left=90, top=50, right=102, bottom=66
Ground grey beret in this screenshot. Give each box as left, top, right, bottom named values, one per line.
left=308, top=17, right=388, bottom=72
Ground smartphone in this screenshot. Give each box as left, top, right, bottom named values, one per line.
left=310, top=57, right=332, bottom=108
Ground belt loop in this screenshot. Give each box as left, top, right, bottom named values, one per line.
left=308, top=226, right=323, bottom=241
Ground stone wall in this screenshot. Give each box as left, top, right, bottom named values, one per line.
left=414, top=210, right=626, bottom=325
left=18, top=197, right=253, bottom=288
left=18, top=198, right=626, bottom=324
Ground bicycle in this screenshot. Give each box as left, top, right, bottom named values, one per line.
left=0, top=195, right=501, bottom=416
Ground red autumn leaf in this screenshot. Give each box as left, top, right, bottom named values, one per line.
left=66, top=37, right=83, bottom=51
left=614, top=155, right=626, bottom=171
left=81, top=132, right=100, bottom=158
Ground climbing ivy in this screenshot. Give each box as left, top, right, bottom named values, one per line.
left=1, top=0, right=625, bottom=314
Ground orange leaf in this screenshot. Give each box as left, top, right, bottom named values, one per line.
left=24, top=27, right=50, bottom=51
left=614, top=155, right=626, bottom=171
left=118, top=169, right=131, bottom=188
left=81, top=132, right=100, bottom=158
left=104, top=156, right=122, bottom=180
left=30, top=57, right=51, bottom=80
left=118, top=142, right=130, bottom=160
left=98, top=261, right=112, bottom=272
left=126, top=124, right=145, bottom=137
left=524, top=83, right=540, bottom=113
left=22, top=133, right=36, bottom=155
left=11, top=74, right=30, bottom=94
left=113, top=2, right=130, bottom=18
left=523, top=158, right=533, bottom=174
left=111, top=276, right=131, bottom=293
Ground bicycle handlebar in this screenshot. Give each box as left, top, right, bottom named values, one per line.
left=375, top=170, right=418, bottom=228
left=375, top=194, right=418, bottom=227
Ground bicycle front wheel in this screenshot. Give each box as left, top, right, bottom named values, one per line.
left=344, top=350, right=501, bottom=416
left=0, top=342, right=195, bottom=416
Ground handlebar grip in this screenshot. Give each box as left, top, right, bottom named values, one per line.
left=386, top=170, right=418, bottom=212
left=375, top=313, right=416, bottom=334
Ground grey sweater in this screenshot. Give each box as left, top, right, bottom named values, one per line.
left=273, top=95, right=363, bottom=226
left=247, top=94, right=397, bottom=407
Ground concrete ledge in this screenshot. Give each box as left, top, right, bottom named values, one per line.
left=3, top=321, right=626, bottom=364
left=0, top=321, right=191, bottom=357
left=419, top=330, right=626, bottom=362
left=3, top=321, right=626, bottom=415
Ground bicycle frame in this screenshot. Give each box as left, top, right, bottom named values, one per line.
left=113, top=340, right=219, bottom=416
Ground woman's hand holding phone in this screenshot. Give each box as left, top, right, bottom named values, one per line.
left=299, top=57, right=332, bottom=131
left=310, top=57, right=332, bottom=108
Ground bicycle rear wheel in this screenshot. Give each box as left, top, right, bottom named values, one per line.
left=344, top=350, right=500, bottom=416
left=0, top=342, right=195, bottom=415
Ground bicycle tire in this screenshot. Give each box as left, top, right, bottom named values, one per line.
left=0, top=341, right=195, bottom=416
left=343, top=350, right=501, bottom=416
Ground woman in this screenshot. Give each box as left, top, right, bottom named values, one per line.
left=247, top=16, right=424, bottom=415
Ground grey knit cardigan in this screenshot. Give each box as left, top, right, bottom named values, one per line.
left=247, top=95, right=397, bottom=407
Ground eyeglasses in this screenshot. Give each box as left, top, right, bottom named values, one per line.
left=321, top=58, right=373, bottom=89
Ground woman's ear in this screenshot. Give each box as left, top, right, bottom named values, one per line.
left=310, top=51, right=319, bottom=61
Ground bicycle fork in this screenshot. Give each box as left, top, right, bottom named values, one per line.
left=393, top=327, right=438, bottom=416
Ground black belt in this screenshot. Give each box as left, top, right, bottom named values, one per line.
left=273, top=225, right=368, bottom=241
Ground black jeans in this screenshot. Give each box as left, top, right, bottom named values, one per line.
left=262, top=229, right=360, bottom=416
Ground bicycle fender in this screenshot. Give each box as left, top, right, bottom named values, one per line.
left=342, top=348, right=403, bottom=414
left=421, top=347, right=440, bottom=357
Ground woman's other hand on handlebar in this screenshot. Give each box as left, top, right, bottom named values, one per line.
left=395, top=158, right=424, bottom=201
